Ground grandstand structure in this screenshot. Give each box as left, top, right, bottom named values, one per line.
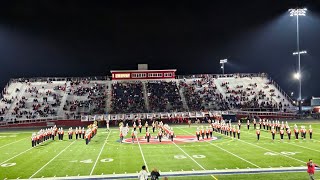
left=0, top=70, right=296, bottom=127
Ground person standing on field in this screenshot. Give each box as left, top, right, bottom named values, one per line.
left=307, top=159, right=319, bottom=180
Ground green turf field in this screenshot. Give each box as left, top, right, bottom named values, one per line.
left=0, top=121, right=319, bottom=180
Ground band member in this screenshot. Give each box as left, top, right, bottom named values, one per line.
left=247, top=120, right=250, bottom=130
left=287, top=128, right=291, bottom=140
left=294, top=127, right=299, bottom=140
left=145, top=130, right=151, bottom=142
left=106, top=119, right=110, bottom=132
left=259, top=119, right=262, bottom=129
left=238, top=120, right=241, bottom=130
left=82, top=127, right=85, bottom=139
left=78, top=126, right=81, bottom=139
left=237, top=127, right=240, bottom=139
left=131, top=130, right=136, bottom=143
left=85, top=129, right=91, bottom=145
left=263, top=119, right=266, bottom=130
left=138, top=123, right=142, bottom=133
left=280, top=128, right=284, bottom=140
left=205, top=127, right=209, bottom=139
left=170, top=130, right=174, bottom=141
left=152, top=121, right=155, bottom=133
left=229, top=125, right=232, bottom=137
left=201, top=127, right=205, bottom=139
left=68, top=127, right=73, bottom=140
left=158, top=130, right=163, bottom=142
left=266, top=120, right=269, bottom=130
left=301, top=126, right=307, bottom=139
left=309, top=125, right=313, bottom=139
left=119, top=130, right=124, bottom=143
left=256, top=128, right=260, bottom=140
left=271, top=127, right=276, bottom=141
left=145, top=121, right=149, bottom=132
left=253, top=118, right=256, bottom=130
left=188, top=119, right=191, bottom=128
left=232, top=126, right=236, bottom=138
left=31, top=132, right=36, bottom=147
left=196, top=128, right=200, bottom=141
left=75, top=127, right=79, bottom=140
left=209, top=126, right=213, bottom=138
left=133, top=121, right=137, bottom=131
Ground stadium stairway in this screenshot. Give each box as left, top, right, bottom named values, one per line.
left=177, top=81, right=189, bottom=111
left=142, top=81, right=150, bottom=112
left=57, top=81, right=70, bottom=117
left=214, top=78, right=227, bottom=98
left=105, top=81, right=112, bottom=113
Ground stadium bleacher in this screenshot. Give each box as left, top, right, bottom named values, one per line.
left=0, top=73, right=294, bottom=123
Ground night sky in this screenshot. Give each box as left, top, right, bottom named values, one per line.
left=0, top=0, right=319, bottom=99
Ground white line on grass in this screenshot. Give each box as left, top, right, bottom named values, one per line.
left=237, top=138, right=305, bottom=164
left=90, top=130, right=112, bottom=175
left=29, top=141, right=75, bottom=179
left=178, top=127, right=261, bottom=168
left=172, top=141, right=206, bottom=170
left=0, top=138, right=27, bottom=149
left=137, top=135, right=149, bottom=172
left=0, top=147, right=33, bottom=165
left=242, top=130, right=319, bottom=161
left=284, top=142, right=320, bottom=153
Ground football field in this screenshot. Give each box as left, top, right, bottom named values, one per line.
left=0, top=120, right=319, bottom=180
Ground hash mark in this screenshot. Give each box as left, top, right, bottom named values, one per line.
left=113, top=172, right=115, bottom=174
left=181, top=169, right=183, bottom=171
left=78, top=174, right=80, bottom=176
left=236, top=167, right=239, bottom=169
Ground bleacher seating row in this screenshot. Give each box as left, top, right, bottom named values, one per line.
left=0, top=73, right=294, bottom=122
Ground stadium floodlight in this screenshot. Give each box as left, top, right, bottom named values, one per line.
left=289, top=8, right=307, bottom=111
left=294, top=72, right=301, bottom=80
left=219, top=59, right=228, bottom=74
left=289, top=8, right=307, bottom=16
left=293, top=50, right=307, bottom=55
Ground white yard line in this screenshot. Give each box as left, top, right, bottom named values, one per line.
left=0, top=147, right=33, bottom=165
left=172, top=141, right=218, bottom=180
left=29, top=141, right=76, bottom=179
left=178, top=127, right=261, bottom=168
left=137, top=136, right=149, bottom=172
left=0, top=137, right=27, bottom=149
left=232, top=135, right=306, bottom=164
left=90, top=130, right=112, bottom=175
left=242, top=130, right=320, bottom=154
left=171, top=141, right=206, bottom=170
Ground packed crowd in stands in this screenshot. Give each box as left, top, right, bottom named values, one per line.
left=0, top=73, right=295, bottom=122
left=147, top=81, right=184, bottom=112
left=111, top=82, right=146, bottom=114
left=180, top=75, right=228, bottom=111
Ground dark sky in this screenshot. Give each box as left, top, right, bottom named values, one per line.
left=0, top=0, right=319, bottom=99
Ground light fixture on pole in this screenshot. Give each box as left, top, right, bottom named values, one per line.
left=220, top=59, right=228, bottom=74
left=289, top=8, right=307, bottom=110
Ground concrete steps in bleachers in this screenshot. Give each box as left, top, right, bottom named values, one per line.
left=106, top=81, right=112, bottom=113
left=57, top=81, right=70, bottom=117
left=142, top=81, right=150, bottom=112
left=178, top=82, right=189, bottom=111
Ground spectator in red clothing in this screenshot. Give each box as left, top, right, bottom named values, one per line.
left=307, top=159, right=319, bottom=180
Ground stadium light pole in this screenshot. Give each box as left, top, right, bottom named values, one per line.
left=220, top=59, right=228, bottom=74
left=289, top=8, right=307, bottom=110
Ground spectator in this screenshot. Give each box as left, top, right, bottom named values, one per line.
left=138, top=165, right=148, bottom=180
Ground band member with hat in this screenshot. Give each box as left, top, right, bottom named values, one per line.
left=256, top=127, right=260, bottom=140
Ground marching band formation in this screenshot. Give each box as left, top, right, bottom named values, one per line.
left=31, top=122, right=98, bottom=147
left=119, top=120, right=175, bottom=143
